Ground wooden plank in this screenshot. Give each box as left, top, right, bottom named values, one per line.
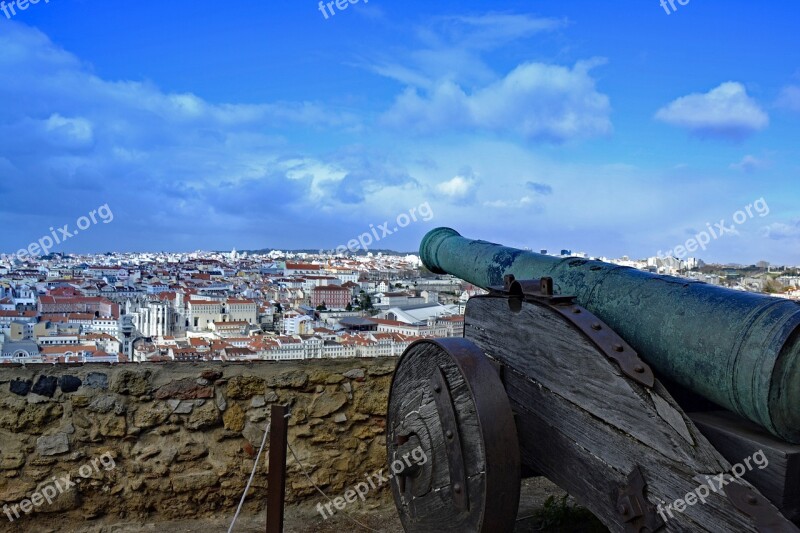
left=690, top=410, right=800, bottom=523
left=464, top=295, right=792, bottom=532
left=505, top=370, right=749, bottom=532
left=650, top=391, right=694, bottom=445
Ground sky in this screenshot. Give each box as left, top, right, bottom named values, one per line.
left=1, top=0, right=800, bottom=264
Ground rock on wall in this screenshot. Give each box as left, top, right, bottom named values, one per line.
left=0, top=358, right=397, bottom=525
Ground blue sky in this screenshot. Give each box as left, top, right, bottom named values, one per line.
left=2, top=0, right=800, bottom=264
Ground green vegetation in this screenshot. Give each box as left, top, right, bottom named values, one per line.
left=356, top=291, right=373, bottom=311
left=764, top=278, right=784, bottom=294
left=530, top=495, right=607, bottom=533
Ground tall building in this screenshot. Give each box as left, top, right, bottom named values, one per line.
left=310, top=286, right=351, bottom=309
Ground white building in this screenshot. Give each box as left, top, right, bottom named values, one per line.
left=130, top=300, right=175, bottom=338
left=187, top=298, right=257, bottom=332
left=284, top=313, right=313, bottom=335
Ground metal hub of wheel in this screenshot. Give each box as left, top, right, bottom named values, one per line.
left=387, top=338, right=521, bottom=532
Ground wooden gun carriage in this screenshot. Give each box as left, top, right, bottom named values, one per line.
left=385, top=228, right=800, bottom=532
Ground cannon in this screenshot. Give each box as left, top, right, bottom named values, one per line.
left=386, top=228, right=800, bottom=532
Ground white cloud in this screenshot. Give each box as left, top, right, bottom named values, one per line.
left=483, top=196, right=534, bottom=208
left=382, top=60, right=611, bottom=142
left=436, top=174, right=477, bottom=201
left=364, top=13, right=568, bottom=91
left=44, top=113, right=94, bottom=148
left=763, top=220, right=800, bottom=240
left=655, top=82, right=768, bottom=140
left=366, top=13, right=607, bottom=144
left=433, top=13, right=568, bottom=51
left=729, top=155, right=765, bottom=173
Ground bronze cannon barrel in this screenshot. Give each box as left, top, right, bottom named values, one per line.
left=420, top=227, right=800, bottom=443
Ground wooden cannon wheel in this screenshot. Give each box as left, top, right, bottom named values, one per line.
left=387, top=338, right=521, bottom=532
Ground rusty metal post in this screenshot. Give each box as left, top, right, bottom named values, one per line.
left=266, top=405, right=288, bottom=533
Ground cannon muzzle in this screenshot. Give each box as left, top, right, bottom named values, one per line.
left=420, top=227, right=800, bottom=443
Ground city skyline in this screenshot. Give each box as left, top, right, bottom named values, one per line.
left=0, top=244, right=788, bottom=269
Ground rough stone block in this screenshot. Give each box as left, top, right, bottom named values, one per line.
left=187, top=401, right=220, bottom=430
left=226, top=376, right=266, bottom=399
left=36, top=433, right=69, bottom=456
left=265, top=370, right=308, bottom=389
left=31, top=376, right=58, bottom=398
left=172, top=471, right=219, bottom=493
left=59, top=375, right=82, bottom=394
left=111, top=370, right=152, bottom=396
left=85, top=372, right=109, bottom=389
left=155, top=378, right=213, bottom=400
left=222, top=403, right=245, bottom=432
left=309, top=392, right=347, bottom=418
left=343, top=369, right=365, bottom=380
left=10, top=379, right=32, bottom=396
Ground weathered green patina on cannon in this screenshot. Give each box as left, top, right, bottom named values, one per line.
left=419, top=227, right=800, bottom=444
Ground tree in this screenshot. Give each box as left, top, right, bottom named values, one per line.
left=274, top=302, right=283, bottom=313
left=355, top=290, right=374, bottom=311
left=361, top=294, right=374, bottom=310
left=345, top=302, right=353, bottom=312
left=316, top=302, right=328, bottom=311
left=764, top=279, right=783, bottom=294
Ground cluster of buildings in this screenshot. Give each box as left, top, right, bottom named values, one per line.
left=538, top=249, right=800, bottom=298
left=3, top=242, right=797, bottom=366
left=0, top=249, right=473, bottom=365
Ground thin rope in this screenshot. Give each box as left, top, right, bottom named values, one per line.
left=286, top=440, right=383, bottom=532
left=228, top=409, right=384, bottom=533
left=227, top=417, right=273, bottom=533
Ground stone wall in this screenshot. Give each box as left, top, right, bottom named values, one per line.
left=0, top=359, right=397, bottom=526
